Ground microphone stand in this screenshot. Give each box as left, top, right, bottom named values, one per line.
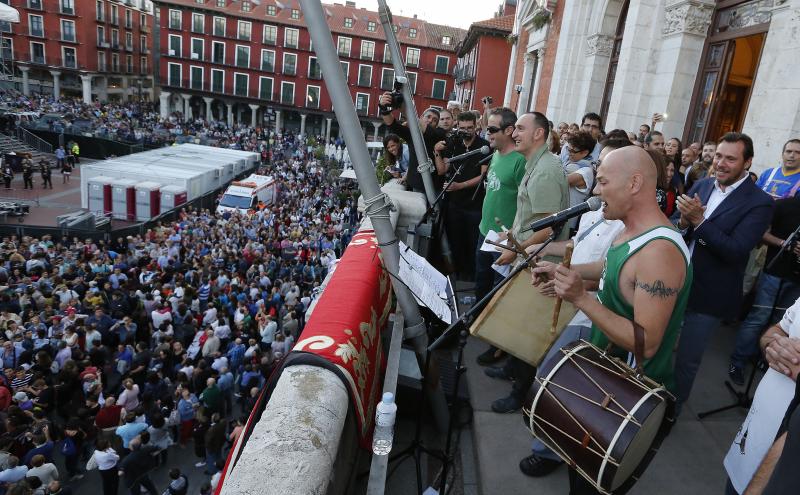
left=427, top=222, right=565, bottom=492
left=407, top=158, right=470, bottom=247
left=699, top=222, right=800, bottom=419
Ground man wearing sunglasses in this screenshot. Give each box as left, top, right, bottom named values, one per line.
left=474, top=108, right=528, bottom=366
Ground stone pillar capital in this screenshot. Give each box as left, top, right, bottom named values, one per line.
left=249, top=104, right=259, bottom=111
left=663, top=1, right=715, bottom=37
left=19, top=65, right=30, bottom=73
left=181, top=93, right=191, bottom=100
left=203, top=96, right=214, bottom=103
left=160, top=90, right=171, bottom=98
left=585, top=34, right=614, bottom=57
left=50, top=70, right=62, bottom=78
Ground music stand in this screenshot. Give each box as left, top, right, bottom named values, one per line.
left=426, top=223, right=566, bottom=492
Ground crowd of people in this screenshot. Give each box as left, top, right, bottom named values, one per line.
left=0, top=98, right=361, bottom=494
left=379, top=93, right=800, bottom=494
left=0, top=90, right=322, bottom=156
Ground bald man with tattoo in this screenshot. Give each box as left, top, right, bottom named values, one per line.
left=533, top=146, right=693, bottom=494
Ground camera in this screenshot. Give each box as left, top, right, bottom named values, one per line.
left=446, top=129, right=469, bottom=148
left=482, top=96, right=493, bottom=105
left=379, top=91, right=404, bottom=112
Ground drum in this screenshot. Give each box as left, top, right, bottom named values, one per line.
left=469, top=269, right=578, bottom=367
left=523, top=340, right=674, bottom=494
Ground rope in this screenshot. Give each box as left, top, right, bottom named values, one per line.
left=417, top=158, right=433, bottom=174
left=362, top=191, right=394, bottom=220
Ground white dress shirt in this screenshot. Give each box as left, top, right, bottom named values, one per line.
left=567, top=209, right=626, bottom=328
left=689, top=172, right=750, bottom=254
left=93, top=448, right=120, bottom=470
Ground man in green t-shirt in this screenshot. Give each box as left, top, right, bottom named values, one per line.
left=474, top=108, right=527, bottom=366
left=485, top=112, right=569, bottom=413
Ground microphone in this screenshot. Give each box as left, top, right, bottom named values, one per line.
left=445, top=145, right=491, bottom=163
left=521, top=196, right=603, bottom=233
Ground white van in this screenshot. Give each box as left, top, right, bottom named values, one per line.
left=216, top=174, right=277, bottom=215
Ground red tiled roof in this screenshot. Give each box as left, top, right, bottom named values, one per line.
left=153, top=0, right=466, bottom=51
left=471, top=15, right=514, bottom=32
left=456, top=14, right=514, bottom=56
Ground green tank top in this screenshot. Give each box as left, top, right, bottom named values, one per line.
left=589, top=226, right=692, bottom=393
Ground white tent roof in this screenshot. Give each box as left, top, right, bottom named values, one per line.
left=0, top=4, right=19, bottom=23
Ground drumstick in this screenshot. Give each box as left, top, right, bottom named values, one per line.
left=485, top=238, right=525, bottom=255
left=550, top=243, right=574, bottom=335
left=494, top=218, right=527, bottom=256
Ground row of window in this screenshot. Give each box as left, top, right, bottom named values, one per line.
left=96, top=0, right=148, bottom=28
left=165, top=61, right=450, bottom=102
left=181, top=3, right=452, bottom=45
left=190, top=2, right=297, bottom=19
left=166, top=10, right=449, bottom=72
left=165, top=33, right=449, bottom=74
left=22, top=39, right=147, bottom=73
left=27, top=15, right=77, bottom=41
left=97, top=26, right=147, bottom=51
left=167, top=63, right=371, bottom=111
left=26, top=14, right=148, bottom=51
left=26, top=0, right=75, bottom=15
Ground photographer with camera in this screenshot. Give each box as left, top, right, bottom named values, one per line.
left=432, top=112, right=490, bottom=279
left=379, top=91, right=447, bottom=194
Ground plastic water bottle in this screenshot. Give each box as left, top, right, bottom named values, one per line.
left=372, top=392, right=397, bottom=455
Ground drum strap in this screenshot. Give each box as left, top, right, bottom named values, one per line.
left=632, top=321, right=646, bottom=376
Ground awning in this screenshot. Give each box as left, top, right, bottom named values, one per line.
left=0, top=3, right=20, bottom=23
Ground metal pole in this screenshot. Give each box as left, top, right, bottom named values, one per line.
left=376, top=0, right=436, bottom=206
left=298, top=0, right=427, bottom=343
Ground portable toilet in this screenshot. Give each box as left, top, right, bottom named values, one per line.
left=87, top=176, right=114, bottom=216
left=135, top=182, right=161, bottom=221
left=111, top=178, right=138, bottom=221
left=160, top=185, right=188, bottom=214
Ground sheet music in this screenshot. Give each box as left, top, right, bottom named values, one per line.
left=397, top=241, right=452, bottom=323
left=398, top=262, right=452, bottom=324
left=399, top=241, right=448, bottom=294
left=479, top=231, right=512, bottom=276
left=480, top=230, right=504, bottom=253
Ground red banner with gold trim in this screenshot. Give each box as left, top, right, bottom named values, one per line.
left=293, top=230, right=393, bottom=448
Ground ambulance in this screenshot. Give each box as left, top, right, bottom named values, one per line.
left=216, top=174, right=277, bottom=215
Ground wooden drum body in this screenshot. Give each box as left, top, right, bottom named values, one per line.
left=469, top=271, right=578, bottom=367
left=523, top=340, right=674, bottom=494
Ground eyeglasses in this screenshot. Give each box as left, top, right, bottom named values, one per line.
left=567, top=147, right=583, bottom=154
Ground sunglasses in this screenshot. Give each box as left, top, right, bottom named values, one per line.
left=486, top=125, right=509, bottom=134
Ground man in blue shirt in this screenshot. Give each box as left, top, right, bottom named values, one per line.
left=116, top=413, right=147, bottom=450
left=756, top=138, right=800, bottom=198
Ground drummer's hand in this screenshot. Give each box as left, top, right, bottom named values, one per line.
left=495, top=248, right=516, bottom=266
left=531, top=261, right=556, bottom=286
left=553, top=264, right=586, bottom=303
left=537, top=279, right=557, bottom=298
left=764, top=335, right=800, bottom=378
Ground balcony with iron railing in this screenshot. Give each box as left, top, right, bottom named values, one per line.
left=453, top=64, right=475, bottom=84
left=13, top=52, right=86, bottom=70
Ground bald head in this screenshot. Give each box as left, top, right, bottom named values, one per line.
left=605, top=146, right=657, bottom=185
left=595, top=146, right=659, bottom=221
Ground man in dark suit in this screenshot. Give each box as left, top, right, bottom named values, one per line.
left=672, top=132, right=774, bottom=411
